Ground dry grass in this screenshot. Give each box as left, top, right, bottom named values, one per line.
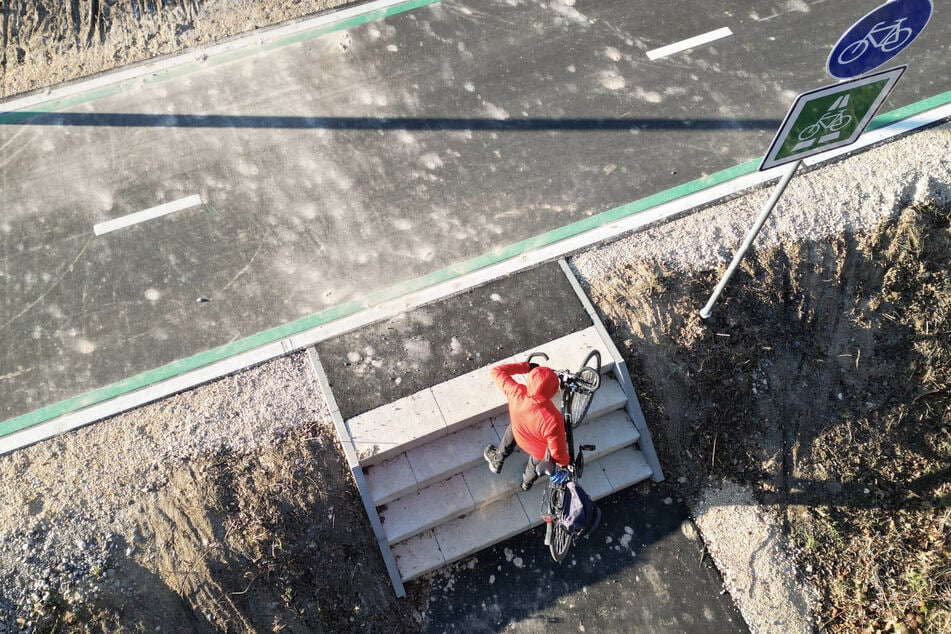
left=794, top=202, right=951, bottom=632
left=586, top=201, right=951, bottom=632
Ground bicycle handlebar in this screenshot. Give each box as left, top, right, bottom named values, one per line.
left=526, top=351, right=595, bottom=391
left=526, top=351, right=550, bottom=366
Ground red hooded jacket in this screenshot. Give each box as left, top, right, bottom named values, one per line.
left=490, top=362, right=570, bottom=466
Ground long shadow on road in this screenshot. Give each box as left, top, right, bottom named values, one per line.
left=420, top=484, right=746, bottom=633
left=0, top=111, right=781, bottom=131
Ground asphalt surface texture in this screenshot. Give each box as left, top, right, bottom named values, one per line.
left=320, top=261, right=744, bottom=630
left=422, top=485, right=746, bottom=633
left=317, top=261, right=590, bottom=418
left=4, top=0, right=951, bottom=430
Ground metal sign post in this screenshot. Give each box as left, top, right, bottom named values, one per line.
left=699, top=68, right=904, bottom=319
left=699, top=160, right=800, bottom=320
left=699, top=0, right=928, bottom=320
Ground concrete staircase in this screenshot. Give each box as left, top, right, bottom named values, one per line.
left=310, top=322, right=663, bottom=595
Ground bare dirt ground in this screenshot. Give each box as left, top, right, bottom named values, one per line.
left=578, top=200, right=951, bottom=632
left=2, top=1, right=950, bottom=632
left=0, top=355, right=425, bottom=632
left=0, top=0, right=350, bottom=99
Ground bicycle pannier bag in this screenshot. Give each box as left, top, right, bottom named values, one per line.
left=560, top=481, right=601, bottom=537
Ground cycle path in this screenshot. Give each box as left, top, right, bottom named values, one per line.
left=3, top=0, right=951, bottom=441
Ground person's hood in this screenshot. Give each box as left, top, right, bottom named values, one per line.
left=527, top=367, right=560, bottom=401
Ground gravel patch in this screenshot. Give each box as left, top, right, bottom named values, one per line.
left=572, top=121, right=951, bottom=276
left=571, top=120, right=951, bottom=632
left=693, top=481, right=819, bottom=634
left=1, top=100, right=948, bottom=630
left=0, top=353, right=324, bottom=630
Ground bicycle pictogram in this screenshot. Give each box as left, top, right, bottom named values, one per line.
left=797, top=103, right=853, bottom=143
left=836, top=17, right=914, bottom=65
left=763, top=67, right=905, bottom=170
left=790, top=95, right=856, bottom=153
left=826, top=0, right=931, bottom=79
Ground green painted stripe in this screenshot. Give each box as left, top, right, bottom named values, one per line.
left=3, top=64, right=951, bottom=438
left=0, top=153, right=754, bottom=437
left=0, top=0, right=442, bottom=124
left=867, top=88, right=951, bottom=131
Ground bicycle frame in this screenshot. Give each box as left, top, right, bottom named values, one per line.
left=526, top=349, right=601, bottom=561
left=526, top=349, right=601, bottom=469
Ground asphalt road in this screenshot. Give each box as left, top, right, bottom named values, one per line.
left=2, top=0, right=950, bottom=428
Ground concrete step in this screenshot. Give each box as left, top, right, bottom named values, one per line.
left=362, top=374, right=628, bottom=506
left=346, top=326, right=615, bottom=467
left=311, top=260, right=665, bottom=599
left=391, top=445, right=654, bottom=581
left=377, top=409, right=640, bottom=545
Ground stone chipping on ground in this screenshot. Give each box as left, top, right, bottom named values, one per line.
left=692, top=480, right=818, bottom=634
left=0, top=354, right=324, bottom=629
left=571, top=120, right=951, bottom=633
left=1, top=0, right=951, bottom=626
left=572, top=123, right=951, bottom=275
left=1, top=122, right=948, bottom=630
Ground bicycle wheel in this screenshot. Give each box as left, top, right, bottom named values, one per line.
left=827, top=114, right=853, bottom=132
left=545, top=484, right=572, bottom=562
left=549, top=520, right=572, bottom=562
left=569, top=367, right=600, bottom=428
left=797, top=122, right=822, bottom=142
left=881, top=26, right=913, bottom=52
left=837, top=39, right=867, bottom=65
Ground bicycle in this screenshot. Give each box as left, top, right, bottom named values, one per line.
left=526, top=348, right=602, bottom=562
left=836, top=17, right=914, bottom=65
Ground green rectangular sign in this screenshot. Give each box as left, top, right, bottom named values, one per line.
left=761, top=66, right=905, bottom=170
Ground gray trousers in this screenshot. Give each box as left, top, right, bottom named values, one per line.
left=499, top=424, right=540, bottom=487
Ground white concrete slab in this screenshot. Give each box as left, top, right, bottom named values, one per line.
left=582, top=376, right=628, bottom=421
left=531, top=327, right=614, bottom=375
left=517, top=484, right=548, bottom=528
left=574, top=410, right=640, bottom=458
left=578, top=458, right=614, bottom=500
left=489, top=412, right=511, bottom=438
left=431, top=362, right=510, bottom=432
left=462, top=451, right=527, bottom=508
left=348, top=389, right=445, bottom=465
left=364, top=453, right=418, bottom=506
left=406, top=418, right=501, bottom=489
left=380, top=474, right=475, bottom=544
left=393, top=530, right=445, bottom=582
left=599, top=446, right=654, bottom=490
left=434, top=494, right=531, bottom=563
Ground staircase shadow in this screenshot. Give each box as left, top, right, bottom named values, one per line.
left=420, top=485, right=746, bottom=633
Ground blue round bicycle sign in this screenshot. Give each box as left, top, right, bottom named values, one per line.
left=827, top=0, right=932, bottom=79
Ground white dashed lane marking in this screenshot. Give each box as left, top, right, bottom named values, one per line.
left=93, top=194, right=203, bottom=236
left=646, top=27, right=734, bottom=61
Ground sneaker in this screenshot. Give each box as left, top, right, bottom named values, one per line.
left=520, top=478, right=535, bottom=492
left=483, top=445, right=504, bottom=474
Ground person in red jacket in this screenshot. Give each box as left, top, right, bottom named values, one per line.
left=483, top=361, right=570, bottom=491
